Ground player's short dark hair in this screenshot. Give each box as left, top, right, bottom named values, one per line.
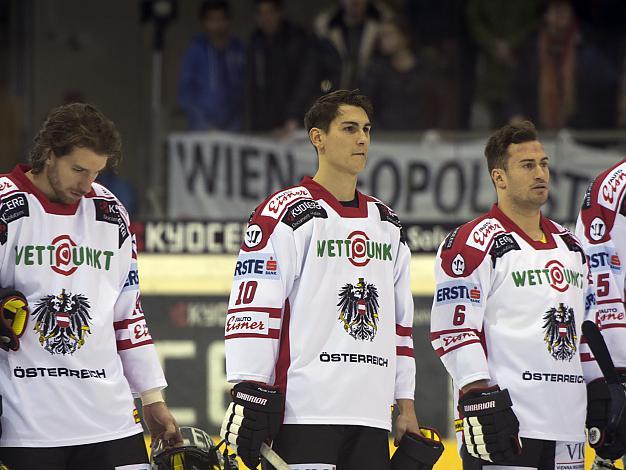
left=29, top=103, right=122, bottom=174
left=304, top=89, right=374, bottom=133
left=199, top=0, right=230, bottom=20
left=484, top=120, right=538, bottom=172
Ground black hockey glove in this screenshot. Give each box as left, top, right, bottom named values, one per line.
left=0, top=288, right=28, bottom=351
left=587, top=378, right=626, bottom=460
left=391, top=427, right=444, bottom=470
left=458, top=386, right=522, bottom=463
left=220, top=382, right=285, bottom=469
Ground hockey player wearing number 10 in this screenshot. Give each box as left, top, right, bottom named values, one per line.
left=431, top=121, right=596, bottom=469
left=220, top=90, right=444, bottom=469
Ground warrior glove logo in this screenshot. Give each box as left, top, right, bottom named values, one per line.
left=337, top=277, right=380, bottom=341
left=542, top=302, right=577, bottom=361
left=31, top=289, right=92, bottom=355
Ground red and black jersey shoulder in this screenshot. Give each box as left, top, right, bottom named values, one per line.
left=241, top=184, right=315, bottom=252
left=0, top=171, right=30, bottom=246
left=281, top=199, right=328, bottom=231
left=580, top=159, right=626, bottom=245
left=374, top=200, right=407, bottom=245
left=439, top=213, right=510, bottom=277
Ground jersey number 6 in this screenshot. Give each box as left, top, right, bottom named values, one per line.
left=453, top=305, right=466, bottom=326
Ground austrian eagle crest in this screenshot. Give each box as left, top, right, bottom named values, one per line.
left=31, top=289, right=92, bottom=355
left=542, top=302, right=577, bottom=361
left=337, top=277, right=380, bottom=341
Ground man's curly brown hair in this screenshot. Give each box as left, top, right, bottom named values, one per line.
left=29, top=103, right=122, bottom=174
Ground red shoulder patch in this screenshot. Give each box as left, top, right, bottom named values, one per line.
left=579, top=161, right=626, bottom=244
left=242, top=185, right=312, bottom=251
left=439, top=214, right=502, bottom=277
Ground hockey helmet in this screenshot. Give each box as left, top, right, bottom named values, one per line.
left=151, top=426, right=238, bottom=470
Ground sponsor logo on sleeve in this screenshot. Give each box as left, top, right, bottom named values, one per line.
left=1, top=193, right=29, bottom=223
left=435, top=281, right=482, bottom=305
left=93, top=198, right=129, bottom=248
left=129, top=318, right=151, bottom=344
left=588, top=217, right=606, bottom=241
left=466, top=219, right=505, bottom=252
left=225, top=311, right=269, bottom=336
left=243, top=224, right=264, bottom=249
left=443, top=227, right=460, bottom=251
left=587, top=246, right=622, bottom=273
left=597, top=306, right=625, bottom=325
left=260, top=187, right=312, bottom=219
left=438, top=330, right=480, bottom=351
left=599, top=166, right=626, bottom=210
left=122, top=262, right=140, bottom=291
left=281, top=199, right=328, bottom=230
left=489, top=233, right=520, bottom=265
left=233, top=253, right=281, bottom=280
left=451, top=253, right=465, bottom=275
left=0, top=177, right=18, bottom=196
left=0, top=193, right=29, bottom=245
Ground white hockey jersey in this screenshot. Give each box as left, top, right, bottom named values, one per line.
left=0, top=165, right=166, bottom=447
left=225, top=177, right=415, bottom=431
left=576, top=159, right=626, bottom=379
left=431, top=204, right=590, bottom=443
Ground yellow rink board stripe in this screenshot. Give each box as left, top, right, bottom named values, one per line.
left=144, top=436, right=622, bottom=469
left=137, top=254, right=437, bottom=296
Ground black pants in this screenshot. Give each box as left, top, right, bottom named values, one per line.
left=0, top=432, right=149, bottom=470
left=265, top=424, right=390, bottom=470
left=461, top=438, right=585, bottom=470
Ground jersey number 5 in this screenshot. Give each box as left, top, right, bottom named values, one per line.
left=235, top=281, right=258, bottom=305
left=597, top=273, right=610, bottom=297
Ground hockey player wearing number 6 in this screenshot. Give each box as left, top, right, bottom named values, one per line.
left=431, top=121, right=596, bottom=469
left=220, top=90, right=444, bottom=469
left=0, top=103, right=182, bottom=469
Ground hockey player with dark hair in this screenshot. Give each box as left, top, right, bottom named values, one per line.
left=576, top=160, right=626, bottom=468
left=0, top=103, right=181, bottom=469
left=220, top=89, right=443, bottom=469
left=431, top=120, right=595, bottom=468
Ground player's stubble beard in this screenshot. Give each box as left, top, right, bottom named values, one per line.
left=46, top=162, right=82, bottom=204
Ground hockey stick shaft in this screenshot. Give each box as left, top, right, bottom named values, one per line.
left=582, top=320, right=626, bottom=433
left=582, top=320, right=620, bottom=384
left=261, top=442, right=290, bottom=470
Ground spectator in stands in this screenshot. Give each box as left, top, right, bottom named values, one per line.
left=507, top=0, right=580, bottom=129
left=361, top=17, right=425, bottom=130
left=406, top=0, right=477, bottom=129
left=0, top=79, right=24, bottom=168
left=467, top=0, right=543, bottom=128
left=177, top=0, right=245, bottom=131
left=508, top=0, right=624, bottom=131
left=569, top=0, right=625, bottom=129
left=246, top=0, right=316, bottom=136
left=314, top=0, right=392, bottom=90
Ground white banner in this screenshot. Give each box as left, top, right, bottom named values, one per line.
left=168, top=131, right=622, bottom=223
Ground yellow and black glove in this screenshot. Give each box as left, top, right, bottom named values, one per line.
left=0, top=288, right=28, bottom=351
